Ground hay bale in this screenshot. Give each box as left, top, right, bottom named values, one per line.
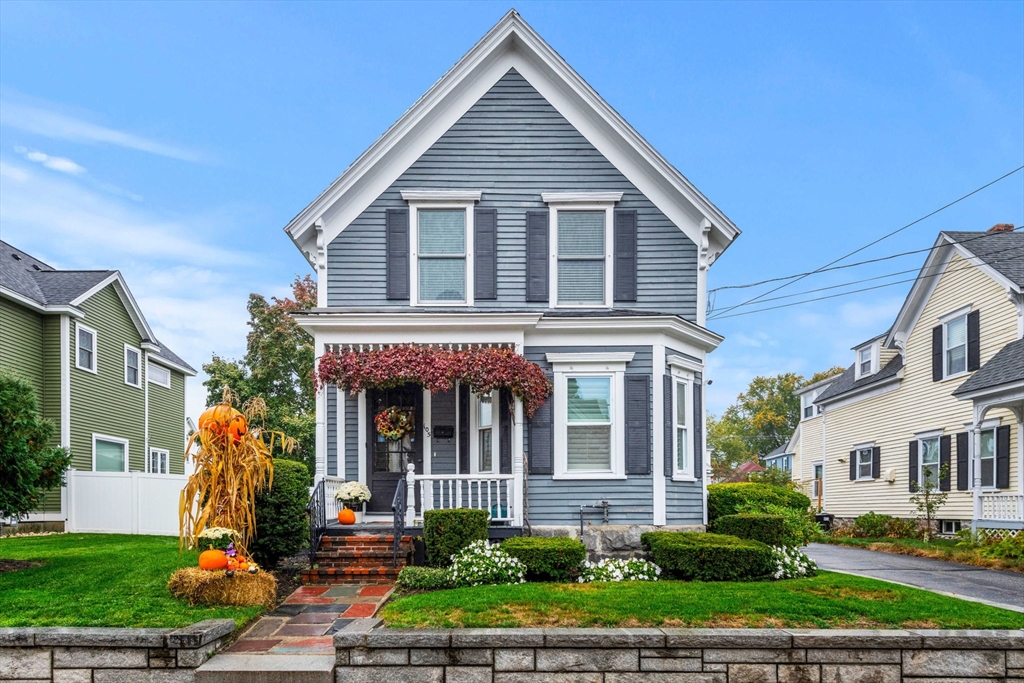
left=168, top=567, right=277, bottom=607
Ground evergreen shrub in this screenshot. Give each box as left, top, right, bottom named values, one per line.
left=707, top=483, right=810, bottom=521
left=423, top=508, right=489, bottom=567
left=641, top=531, right=773, bottom=582
left=708, top=513, right=786, bottom=547
left=249, top=458, right=309, bottom=568
left=502, top=536, right=587, bottom=581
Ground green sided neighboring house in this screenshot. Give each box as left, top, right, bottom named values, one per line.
left=0, top=241, right=196, bottom=532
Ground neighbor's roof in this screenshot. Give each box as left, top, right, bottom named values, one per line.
left=815, top=355, right=903, bottom=405
left=953, top=338, right=1024, bottom=397
left=944, top=230, right=1024, bottom=288
left=763, top=444, right=791, bottom=458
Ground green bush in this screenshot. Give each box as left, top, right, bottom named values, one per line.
left=641, top=531, right=773, bottom=582
left=249, top=459, right=310, bottom=569
left=396, top=566, right=452, bottom=591
left=708, top=513, right=786, bottom=547
left=981, top=534, right=1024, bottom=561
left=852, top=512, right=918, bottom=539
left=423, top=508, right=489, bottom=567
left=707, top=483, right=810, bottom=521
left=502, top=536, right=587, bottom=581
left=736, top=502, right=821, bottom=546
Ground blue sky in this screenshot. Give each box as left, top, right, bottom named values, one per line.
left=1, top=1, right=1021, bottom=422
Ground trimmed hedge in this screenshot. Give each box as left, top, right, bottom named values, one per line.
left=249, top=458, right=310, bottom=569
left=707, top=483, right=810, bottom=521
left=708, top=513, right=786, bottom=547
left=641, top=531, right=773, bottom=582
left=396, top=566, right=452, bottom=591
left=423, top=508, right=489, bottom=567
left=502, top=536, right=587, bottom=582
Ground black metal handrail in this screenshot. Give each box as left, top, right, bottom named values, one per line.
left=307, top=478, right=327, bottom=565
left=391, top=478, right=406, bottom=567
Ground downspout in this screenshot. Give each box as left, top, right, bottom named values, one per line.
left=143, top=350, right=149, bottom=471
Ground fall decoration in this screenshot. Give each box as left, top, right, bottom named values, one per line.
left=179, top=388, right=296, bottom=558
left=198, top=549, right=229, bottom=571
left=374, top=406, right=414, bottom=441
left=168, top=566, right=276, bottom=607
left=316, top=345, right=552, bottom=418
left=338, top=508, right=356, bottom=525
left=333, top=481, right=371, bottom=505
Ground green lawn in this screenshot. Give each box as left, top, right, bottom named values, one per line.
left=381, top=572, right=1024, bottom=629
left=0, top=533, right=264, bottom=628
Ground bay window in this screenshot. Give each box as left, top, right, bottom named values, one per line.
left=471, top=391, right=498, bottom=474
left=674, top=378, right=690, bottom=477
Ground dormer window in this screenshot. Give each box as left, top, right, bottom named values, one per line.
left=859, top=347, right=873, bottom=376
left=854, top=342, right=879, bottom=380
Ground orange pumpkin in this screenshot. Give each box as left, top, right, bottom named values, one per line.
left=198, top=403, right=245, bottom=441
left=226, top=413, right=247, bottom=444
left=338, top=508, right=356, bottom=525
left=199, top=549, right=228, bottom=571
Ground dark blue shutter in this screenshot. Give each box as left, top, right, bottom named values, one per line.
left=614, top=209, right=637, bottom=302
left=931, top=326, right=943, bottom=381
left=527, top=374, right=554, bottom=474
left=525, top=211, right=549, bottom=302
left=474, top=208, right=497, bottom=300
left=871, top=446, right=881, bottom=479
left=939, top=435, right=951, bottom=491
left=849, top=451, right=857, bottom=481
left=625, top=375, right=650, bottom=475
left=909, top=441, right=919, bottom=492
left=663, top=374, right=673, bottom=478
left=458, top=384, right=470, bottom=474
left=996, top=425, right=1011, bottom=489
left=967, top=310, right=981, bottom=372
left=386, top=209, right=409, bottom=300
left=693, top=372, right=703, bottom=479
left=956, top=432, right=969, bottom=491
left=499, top=389, right=512, bottom=475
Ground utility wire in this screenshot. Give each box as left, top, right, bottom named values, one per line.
left=707, top=166, right=1024, bottom=320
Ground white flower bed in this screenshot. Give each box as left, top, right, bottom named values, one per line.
left=771, top=545, right=817, bottom=579
left=448, top=540, right=527, bottom=587
left=577, top=557, right=661, bottom=583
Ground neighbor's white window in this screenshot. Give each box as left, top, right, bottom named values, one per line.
left=919, top=436, right=941, bottom=491
left=147, top=448, right=169, bottom=474
left=471, top=391, right=498, bottom=474
left=76, top=323, right=97, bottom=373
left=801, top=392, right=815, bottom=419
left=978, top=428, right=996, bottom=489
left=557, top=211, right=606, bottom=305
left=148, top=362, right=171, bottom=388
left=856, top=446, right=873, bottom=480
left=417, top=209, right=468, bottom=303
left=124, top=345, right=141, bottom=388
left=93, top=434, right=127, bottom=472
left=944, top=313, right=968, bottom=377
left=674, top=379, right=690, bottom=477
left=859, top=347, right=873, bottom=376
left=812, top=462, right=824, bottom=500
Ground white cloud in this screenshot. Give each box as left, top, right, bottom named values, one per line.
left=1, top=99, right=204, bottom=163
left=15, top=146, right=86, bottom=175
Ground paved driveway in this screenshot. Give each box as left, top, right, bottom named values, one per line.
left=804, top=543, right=1024, bottom=612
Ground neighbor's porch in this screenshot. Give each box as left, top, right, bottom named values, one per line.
left=965, top=384, right=1024, bottom=532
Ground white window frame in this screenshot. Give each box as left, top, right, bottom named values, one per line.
left=811, top=461, right=824, bottom=500
left=542, top=192, right=622, bottom=309
left=469, top=391, right=499, bottom=475
left=854, top=442, right=874, bottom=481
left=148, top=361, right=171, bottom=388
left=92, top=433, right=129, bottom=473
left=940, top=306, right=971, bottom=380
left=801, top=391, right=820, bottom=420
left=402, top=191, right=481, bottom=307
left=147, top=447, right=170, bottom=474
left=853, top=342, right=878, bottom=380
left=976, top=422, right=999, bottom=491
left=548, top=351, right=632, bottom=480
left=76, top=322, right=98, bottom=374
left=916, top=430, right=943, bottom=492
left=124, top=344, right=142, bottom=388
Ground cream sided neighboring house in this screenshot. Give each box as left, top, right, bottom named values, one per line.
left=797, top=225, right=1024, bottom=533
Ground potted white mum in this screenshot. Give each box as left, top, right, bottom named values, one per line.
left=334, top=481, right=371, bottom=524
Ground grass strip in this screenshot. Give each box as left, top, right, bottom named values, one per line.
left=824, top=537, right=1023, bottom=573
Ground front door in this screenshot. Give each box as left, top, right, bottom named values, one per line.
left=366, top=384, right=423, bottom=513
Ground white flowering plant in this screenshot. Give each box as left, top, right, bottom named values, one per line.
left=197, top=526, right=237, bottom=551
left=577, top=557, right=661, bottom=583
left=334, top=481, right=371, bottom=505
left=448, top=540, right=527, bottom=588
left=770, top=545, right=817, bottom=580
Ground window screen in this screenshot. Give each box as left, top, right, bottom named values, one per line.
left=557, top=211, right=605, bottom=304
left=419, top=209, right=466, bottom=301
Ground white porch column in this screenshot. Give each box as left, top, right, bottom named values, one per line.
left=652, top=343, right=667, bottom=526
left=405, top=463, right=416, bottom=526
left=513, top=397, right=525, bottom=527
left=314, top=347, right=327, bottom=483
left=971, top=413, right=982, bottom=531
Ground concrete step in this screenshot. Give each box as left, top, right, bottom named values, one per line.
left=195, top=653, right=334, bottom=683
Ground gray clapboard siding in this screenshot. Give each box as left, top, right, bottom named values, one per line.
left=327, top=69, right=697, bottom=318
left=429, top=388, right=457, bottom=475
left=345, top=390, right=359, bottom=479
left=326, top=385, right=338, bottom=477
left=665, top=480, right=704, bottom=525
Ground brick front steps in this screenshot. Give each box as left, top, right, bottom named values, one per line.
left=302, top=535, right=411, bottom=586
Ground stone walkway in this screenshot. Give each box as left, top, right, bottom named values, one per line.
left=224, top=585, right=390, bottom=655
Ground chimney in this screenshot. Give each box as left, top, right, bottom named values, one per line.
left=988, top=223, right=1015, bottom=233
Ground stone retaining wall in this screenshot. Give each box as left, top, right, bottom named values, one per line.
left=335, top=628, right=1024, bottom=682
left=0, top=619, right=234, bottom=682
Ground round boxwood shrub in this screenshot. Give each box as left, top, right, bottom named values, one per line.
left=707, top=483, right=810, bottom=521
left=423, top=508, right=489, bottom=567
left=708, top=513, right=786, bottom=547
left=641, top=531, right=773, bottom=582
left=502, top=536, right=587, bottom=581
left=249, top=458, right=310, bottom=569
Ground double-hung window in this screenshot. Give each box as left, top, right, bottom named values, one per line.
left=919, top=435, right=941, bottom=491
left=944, top=313, right=968, bottom=377
left=148, top=362, right=171, bottom=388
left=93, top=434, right=127, bottom=472
left=859, top=347, right=873, bottom=376
left=471, top=391, right=497, bottom=474
left=674, top=378, right=689, bottom=476
left=557, top=211, right=606, bottom=305
left=801, top=392, right=816, bottom=419
left=567, top=377, right=613, bottom=470
left=855, top=446, right=873, bottom=480
left=147, top=448, right=169, bottom=474
left=418, top=209, right=467, bottom=303
left=978, top=428, right=996, bottom=489
left=77, top=323, right=97, bottom=373
left=124, top=345, right=141, bottom=387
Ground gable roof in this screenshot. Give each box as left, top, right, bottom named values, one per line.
left=815, top=354, right=903, bottom=405
left=953, top=338, right=1024, bottom=397
left=943, top=230, right=1024, bottom=288
left=283, top=10, right=739, bottom=267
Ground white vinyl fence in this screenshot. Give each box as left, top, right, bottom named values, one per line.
left=66, top=470, right=188, bottom=535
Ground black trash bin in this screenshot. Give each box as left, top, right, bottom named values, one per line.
left=815, top=513, right=834, bottom=532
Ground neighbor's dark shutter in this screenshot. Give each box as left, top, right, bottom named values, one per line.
left=614, top=209, right=637, bottom=302
left=908, top=441, right=919, bottom=492
left=693, top=373, right=703, bottom=479
left=663, top=374, right=673, bottom=478
left=996, top=425, right=1011, bottom=489
left=624, top=375, right=651, bottom=475
left=385, top=208, right=410, bottom=300
left=956, top=432, right=969, bottom=491
left=967, top=310, right=981, bottom=372
left=526, top=211, right=549, bottom=302
left=931, top=325, right=943, bottom=381
left=499, top=388, right=512, bottom=475
left=458, top=384, right=470, bottom=474
left=939, top=435, right=952, bottom=491
left=527, top=373, right=554, bottom=474
left=474, top=208, right=497, bottom=300
left=849, top=451, right=857, bottom=481
left=871, top=446, right=881, bottom=479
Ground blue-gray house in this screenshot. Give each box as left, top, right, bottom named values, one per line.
left=287, top=11, right=739, bottom=551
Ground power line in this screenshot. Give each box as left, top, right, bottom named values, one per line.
left=707, top=166, right=1024, bottom=320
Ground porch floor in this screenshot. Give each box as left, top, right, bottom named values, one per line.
left=322, top=521, right=523, bottom=539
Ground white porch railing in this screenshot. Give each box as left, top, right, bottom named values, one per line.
left=977, top=493, right=1024, bottom=524
left=417, top=474, right=515, bottom=523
